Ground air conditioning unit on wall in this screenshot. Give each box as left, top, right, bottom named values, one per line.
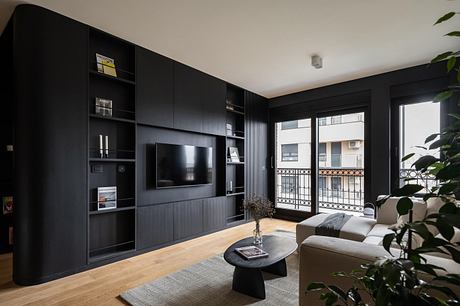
left=348, top=140, right=361, bottom=149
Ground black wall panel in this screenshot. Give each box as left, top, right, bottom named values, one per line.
left=136, top=47, right=174, bottom=128
left=13, top=5, right=88, bottom=284
left=174, top=199, right=204, bottom=240
left=245, top=92, right=269, bottom=198
left=203, top=197, right=226, bottom=231
left=137, top=204, right=174, bottom=249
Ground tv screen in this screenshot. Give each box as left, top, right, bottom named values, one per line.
left=156, top=143, right=213, bottom=188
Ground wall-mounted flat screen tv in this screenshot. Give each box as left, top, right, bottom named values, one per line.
left=156, top=143, right=213, bottom=188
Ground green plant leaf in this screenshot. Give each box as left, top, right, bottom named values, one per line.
left=433, top=90, right=454, bottom=102
left=436, top=219, right=455, bottom=241
left=397, top=197, right=413, bottom=215
left=457, top=68, right=460, bottom=84
left=447, top=57, right=457, bottom=72
left=434, top=274, right=460, bottom=286
left=432, top=51, right=454, bottom=63
left=434, top=12, right=456, bottom=25
left=436, top=164, right=460, bottom=180
left=402, top=152, right=415, bottom=162
left=445, top=31, right=460, bottom=37
left=425, top=133, right=439, bottom=143
left=392, top=184, right=424, bottom=196
left=413, top=155, right=438, bottom=171
left=307, top=282, right=326, bottom=291
left=347, top=288, right=362, bottom=303
left=439, top=202, right=458, bottom=214
left=439, top=182, right=457, bottom=194
left=383, top=233, right=396, bottom=253
left=328, top=285, right=347, bottom=301
left=429, top=136, right=451, bottom=150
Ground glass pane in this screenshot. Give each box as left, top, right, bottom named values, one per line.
left=281, top=120, right=298, bottom=130
left=318, top=112, right=365, bottom=215
left=399, top=101, right=440, bottom=193
left=275, top=118, right=311, bottom=212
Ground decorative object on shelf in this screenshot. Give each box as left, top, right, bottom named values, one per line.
left=95, top=97, right=113, bottom=117
left=225, top=99, right=234, bottom=111
left=228, top=147, right=240, bottom=163
left=227, top=180, right=233, bottom=194
left=226, top=123, right=233, bottom=136
left=91, top=164, right=104, bottom=173
left=97, top=186, right=117, bottom=210
left=96, top=53, right=117, bottom=77
left=6, top=144, right=13, bottom=152
left=105, top=135, right=109, bottom=158
left=2, top=196, right=13, bottom=215
left=235, top=245, right=269, bottom=260
left=8, top=226, right=13, bottom=245
left=243, top=196, right=275, bottom=245
left=99, top=134, right=104, bottom=158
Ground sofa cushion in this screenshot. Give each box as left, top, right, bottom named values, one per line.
left=367, top=223, right=393, bottom=238
left=296, top=214, right=376, bottom=246
left=376, top=196, right=426, bottom=225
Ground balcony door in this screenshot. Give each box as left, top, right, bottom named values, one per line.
left=275, top=118, right=312, bottom=213
left=317, top=111, right=365, bottom=215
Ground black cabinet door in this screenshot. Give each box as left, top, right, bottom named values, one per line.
left=136, top=47, right=174, bottom=128
left=245, top=91, right=269, bottom=198
left=138, top=204, right=174, bottom=249
left=13, top=5, right=88, bottom=285
left=203, top=197, right=226, bottom=232
left=201, top=76, right=226, bottom=135
left=173, top=199, right=203, bottom=240
left=174, top=63, right=203, bottom=132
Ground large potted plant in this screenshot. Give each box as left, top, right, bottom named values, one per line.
left=307, top=11, right=460, bottom=306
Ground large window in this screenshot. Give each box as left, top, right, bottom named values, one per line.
left=281, top=144, right=298, bottom=161
left=398, top=101, right=440, bottom=192
left=281, top=120, right=298, bottom=130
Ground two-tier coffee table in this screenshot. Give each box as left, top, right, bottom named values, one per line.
left=223, top=235, right=297, bottom=299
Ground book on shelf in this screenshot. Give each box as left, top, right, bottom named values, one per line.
left=96, top=53, right=117, bottom=77
left=235, top=245, right=269, bottom=260
left=228, top=147, right=240, bottom=163
left=97, top=186, right=117, bottom=210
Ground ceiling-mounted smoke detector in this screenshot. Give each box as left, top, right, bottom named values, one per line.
left=311, top=54, right=323, bottom=69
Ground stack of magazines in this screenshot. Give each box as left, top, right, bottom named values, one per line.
left=235, top=246, right=269, bottom=260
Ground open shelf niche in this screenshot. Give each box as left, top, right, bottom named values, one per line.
left=225, top=84, right=246, bottom=224
left=87, top=28, right=136, bottom=262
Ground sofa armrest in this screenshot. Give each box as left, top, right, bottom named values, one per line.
left=299, top=235, right=393, bottom=306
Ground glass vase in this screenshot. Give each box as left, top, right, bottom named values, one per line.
left=253, top=220, right=263, bottom=245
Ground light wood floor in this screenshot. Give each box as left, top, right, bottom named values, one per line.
left=0, top=218, right=296, bottom=306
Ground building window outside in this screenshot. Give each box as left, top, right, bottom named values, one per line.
left=331, top=142, right=342, bottom=167
left=318, top=176, right=326, bottom=196
left=281, top=120, right=298, bottom=130
left=331, top=177, right=342, bottom=197
left=318, top=117, right=327, bottom=126
left=281, top=144, right=298, bottom=161
left=319, top=143, right=326, bottom=162
left=331, top=115, right=342, bottom=124
left=281, top=176, right=297, bottom=194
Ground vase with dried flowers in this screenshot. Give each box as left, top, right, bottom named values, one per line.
left=243, top=196, right=275, bottom=245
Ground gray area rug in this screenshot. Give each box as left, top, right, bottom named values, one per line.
left=120, top=230, right=298, bottom=306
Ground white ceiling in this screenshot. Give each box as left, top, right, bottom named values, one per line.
left=1, top=0, right=459, bottom=98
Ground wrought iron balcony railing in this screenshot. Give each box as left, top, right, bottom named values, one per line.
left=276, top=167, right=364, bottom=213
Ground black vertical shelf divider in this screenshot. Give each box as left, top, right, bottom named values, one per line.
left=225, top=84, right=246, bottom=225
left=87, top=28, right=137, bottom=263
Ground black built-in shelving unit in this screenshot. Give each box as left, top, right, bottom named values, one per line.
left=225, top=85, right=246, bottom=225
left=87, top=28, right=137, bottom=262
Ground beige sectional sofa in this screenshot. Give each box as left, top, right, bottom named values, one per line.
left=296, top=197, right=460, bottom=306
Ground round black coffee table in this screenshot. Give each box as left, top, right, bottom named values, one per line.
left=224, top=235, right=297, bottom=299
